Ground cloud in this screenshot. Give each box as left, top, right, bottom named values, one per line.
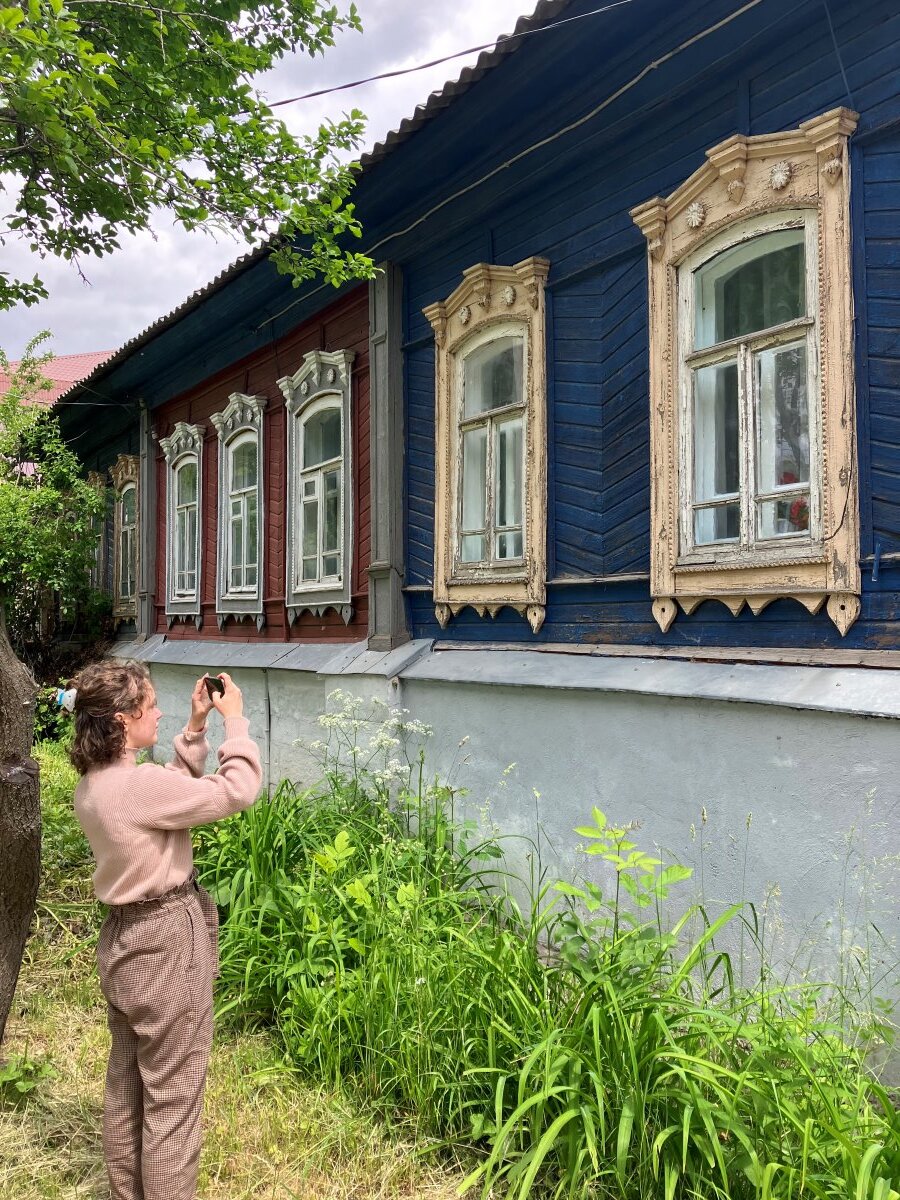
left=1, top=0, right=530, bottom=359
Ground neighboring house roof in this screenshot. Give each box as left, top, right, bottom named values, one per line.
left=2, top=350, right=112, bottom=406
left=56, top=0, right=574, bottom=408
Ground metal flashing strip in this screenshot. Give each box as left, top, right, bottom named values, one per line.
left=111, top=636, right=433, bottom=678
left=401, top=647, right=900, bottom=720
left=111, top=636, right=900, bottom=718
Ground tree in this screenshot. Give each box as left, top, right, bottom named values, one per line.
left=0, top=337, right=107, bottom=1043
left=0, top=0, right=373, bottom=309
left=0, top=1, right=375, bottom=1047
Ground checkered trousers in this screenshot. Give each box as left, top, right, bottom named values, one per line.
left=96, top=874, right=219, bottom=1200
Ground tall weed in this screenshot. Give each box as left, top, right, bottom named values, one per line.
left=195, top=693, right=898, bottom=1200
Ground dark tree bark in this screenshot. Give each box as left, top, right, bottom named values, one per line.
left=0, top=600, right=40, bottom=1046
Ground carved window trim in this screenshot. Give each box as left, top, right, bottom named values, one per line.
left=110, top=454, right=139, bottom=624
left=159, top=422, right=204, bottom=628
left=631, top=107, right=861, bottom=636
left=278, top=349, right=355, bottom=625
left=210, top=393, right=267, bottom=631
left=423, top=256, right=550, bottom=633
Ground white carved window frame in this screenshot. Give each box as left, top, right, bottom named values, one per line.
left=210, top=393, right=267, bottom=631
left=277, top=349, right=355, bottom=626
left=423, top=256, right=550, bottom=634
left=110, top=453, right=139, bottom=624
left=159, top=422, right=204, bottom=628
left=631, top=107, right=861, bottom=636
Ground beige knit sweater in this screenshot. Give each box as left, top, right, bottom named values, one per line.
left=73, top=717, right=262, bottom=905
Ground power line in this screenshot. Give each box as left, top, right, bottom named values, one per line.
left=266, top=1, right=635, bottom=108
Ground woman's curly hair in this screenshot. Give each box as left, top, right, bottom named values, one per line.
left=70, top=659, right=152, bottom=775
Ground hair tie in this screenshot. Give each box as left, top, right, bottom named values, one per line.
left=56, top=687, right=77, bottom=713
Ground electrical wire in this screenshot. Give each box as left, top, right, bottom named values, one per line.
left=266, top=1, right=635, bottom=108
left=255, top=0, right=767, bottom=331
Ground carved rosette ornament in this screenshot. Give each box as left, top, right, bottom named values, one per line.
left=769, top=160, right=793, bottom=190
left=423, top=257, right=550, bottom=634
left=685, top=200, right=707, bottom=229
left=631, top=107, right=861, bottom=637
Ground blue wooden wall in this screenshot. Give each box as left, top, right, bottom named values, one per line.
left=401, top=0, right=900, bottom=650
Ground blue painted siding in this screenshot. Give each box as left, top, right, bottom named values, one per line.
left=400, top=0, right=900, bottom=652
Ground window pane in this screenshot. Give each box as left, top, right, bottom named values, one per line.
left=188, top=508, right=197, bottom=576
left=461, top=426, right=487, bottom=533
left=120, top=530, right=129, bottom=594
left=323, top=554, right=339, bottom=577
left=231, top=441, right=257, bottom=491
left=497, top=530, right=523, bottom=559
left=694, top=361, right=739, bottom=504
left=464, top=336, right=524, bottom=416
left=303, top=478, right=316, bottom=497
left=246, top=493, right=258, bottom=570
left=460, top=534, right=485, bottom=563
left=177, top=461, right=197, bottom=506
left=122, top=485, right=136, bottom=526
left=758, top=493, right=810, bottom=539
left=303, top=407, right=341, bottom=468
left=694, top=504, right=740, bottom=545
left=324, top=470, right=340, bottom=554
left=496, top=417, right=523, bottom=529
left=302, top=557, right=317, bottom=581
left=246, top=564, right=257, bottom=588
left=230, top=511, right=243, bottom=581
left=695, top=227, right=805, bottom=349
left=302, top=500, right=318, bottom=559
left=177, top=509, right=187, bottom=584
left=755, top=342, right=809, bottom=494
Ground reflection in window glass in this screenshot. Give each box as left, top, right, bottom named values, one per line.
left=303, top=408, right=341, bottom=468
left=174, top=460, right=198, bottom=596
left=695, top=228, right=805, bottom=350
left=464, top=336, right=523, bottom=416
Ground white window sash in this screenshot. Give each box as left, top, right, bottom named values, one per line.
left=453, top=325, right=529, bottom=574
left=678, top=212, right=822, bottom=565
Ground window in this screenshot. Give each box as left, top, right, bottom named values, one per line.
left=86, top=470, right=110, bottom=593
left=278, top=349, right=354, bottom=624
left=159, top=422, right=204, bottom=627
left=227, top=435, right=259, bottom=593
left=631, top=107, right=860, bottom=635
left=210, top=393, right=267, bottom=630
left=423, top=256, right=550, bottom=633
left=681, top=215, right=819, bottom=561
left=458, top=331, right=525, bottom=566
left=109, top=453, right=140, bottom=623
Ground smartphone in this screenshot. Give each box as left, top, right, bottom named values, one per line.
left=204, top=675, right=225, bottom=699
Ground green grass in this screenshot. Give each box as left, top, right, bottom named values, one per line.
left=192, top=716, right=899, bottom=1200
left=0, top=740, right=468, bottom=1199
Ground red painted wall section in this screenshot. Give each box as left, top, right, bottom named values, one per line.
left=154, top=286, right=370, bottom=642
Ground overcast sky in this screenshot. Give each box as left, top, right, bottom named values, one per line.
left=0, top=0, right=532, bottom=360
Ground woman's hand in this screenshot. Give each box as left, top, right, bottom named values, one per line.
left=187, top=675, right=216, bottom=732
left=211, top=672, right=244, bottom=720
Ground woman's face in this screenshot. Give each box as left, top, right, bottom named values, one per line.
left=120, top=686, right=162, bottom=751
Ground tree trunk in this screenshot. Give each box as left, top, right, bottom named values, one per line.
left=0, top=599, right=40, bottom=1046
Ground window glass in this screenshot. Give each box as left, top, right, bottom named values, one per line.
left=495, top=417, right=523, bottom=559
left=755, top=343, right=810, bottom=494
left=695, top=228, right=805, bottom=350
left=122, top=484, right=136, bottom=526
left=303, top=407, right=341, bottom=468
left=231, top=440, right=257, bottom=490
left=464, top=336, right=524, bottom=416
left=693, top=361, right=740, bottom=546
left=176, top=461, right=197, bottom=506
left=460, top=426, right=487, bottom=562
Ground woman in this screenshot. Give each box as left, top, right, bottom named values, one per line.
left=70, top=658, right=262, bottom=1200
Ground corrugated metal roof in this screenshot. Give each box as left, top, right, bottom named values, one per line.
left=57, top=0, right=574, bottom=408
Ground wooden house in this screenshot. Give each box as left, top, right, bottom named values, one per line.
left=58, top=0, right=900, bottom=997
